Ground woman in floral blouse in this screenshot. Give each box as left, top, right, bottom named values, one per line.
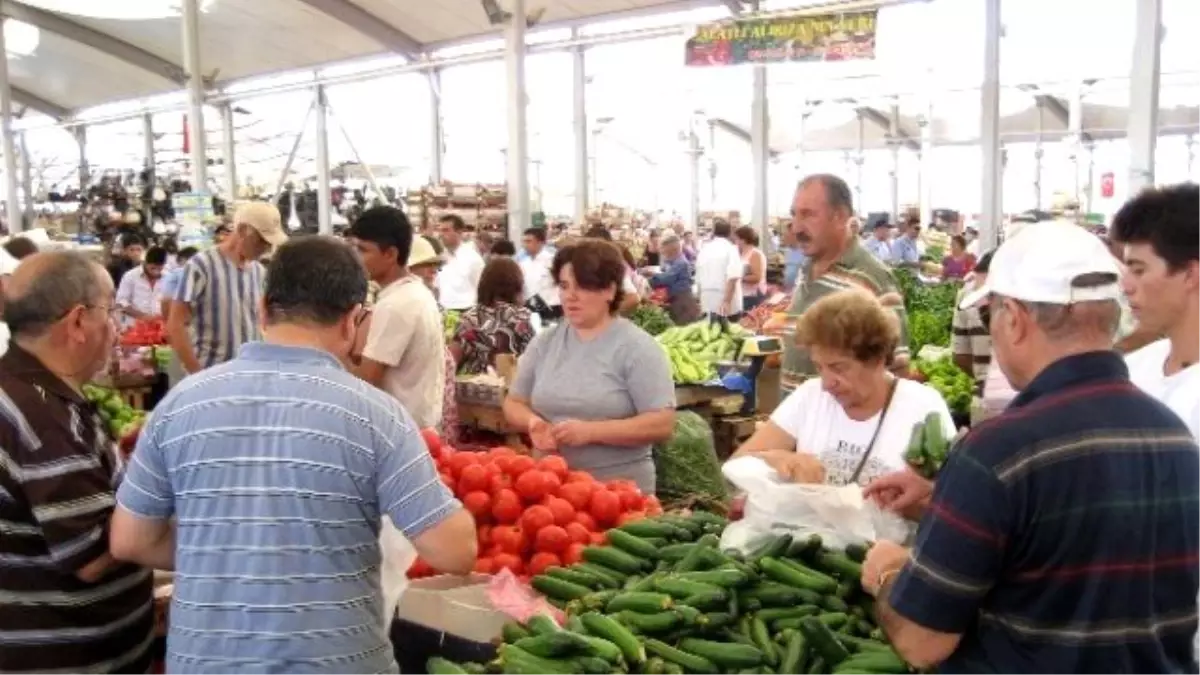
left=451, top=257, right=536, bottom=375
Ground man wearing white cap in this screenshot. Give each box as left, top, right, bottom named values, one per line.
left=167, top=201, right=287, bottom=374
left=861, top=221, right=1198, bottom=673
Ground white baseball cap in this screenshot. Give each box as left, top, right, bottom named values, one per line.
left=959, top=221, right=1123, bottom=310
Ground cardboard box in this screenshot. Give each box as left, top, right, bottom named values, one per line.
left=396, top=574, right=507, bottom=645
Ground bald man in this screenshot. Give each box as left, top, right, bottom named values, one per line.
left=0, top=251, right=154, bottom=673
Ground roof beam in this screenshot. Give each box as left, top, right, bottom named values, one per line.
left=2, top=1, right=186, bottom=83
left=292, top=0, right=422, bottom=59
left=9, top=86, right=69, bottom=120
left=1032, top=93, right=1069, bottom=126
left=709, top=118, right=781, bottom=158
left=855, top=106, right=919, bottom=151
left=721, top=0, right=743, bottom=15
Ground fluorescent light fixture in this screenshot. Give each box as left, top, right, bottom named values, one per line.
left=5, top=20, right=39, bottom=57
left=15, top=0, right=216, bottom=20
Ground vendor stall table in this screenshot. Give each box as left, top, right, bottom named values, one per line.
left=91, top=372, right=156, bottom=410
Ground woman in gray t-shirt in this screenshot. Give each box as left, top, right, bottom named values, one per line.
left=504, top=240, right=676, bottom=493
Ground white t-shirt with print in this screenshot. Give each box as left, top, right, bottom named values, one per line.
left=1126, top=339, right=1200, bottom=438
left=770, top=378, right=956, bottom=486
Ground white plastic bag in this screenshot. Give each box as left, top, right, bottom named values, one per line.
left=719, top=456, right=910, bottom=553
left=379, top=516, right=416, bottom=624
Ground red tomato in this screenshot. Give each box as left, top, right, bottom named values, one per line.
left=538, top=456, right=569, bottom=481
left=489, top=472, right=513, bottom=495
left=420, top=428, right=443, bottom=457
left=589, top=489, right=622, bottom=527
left=618, top=490, right=644, bottom=512
left=616, top=510, right=647, bottom=526
left=476, top=524, right=492, bottom=547
left=490, top=525, right=526, bottom=555
left=589, top=531, right=607, bottom=545
left=534, top=525, right=570, bottom=554
left=488, top=446, right=516, bottom=460
left=644, top=495, right=663, bottom=516
left=506, top=455, right=536, bottom=477
left=606, top=479, right=639, bottom=494
left=491, top=489, right=523, bottom=524
left=573, top=512, right=598, bottom=532
left=520, top=505, right=555, bottom=534
left=462, top=491, right=492, bottom=520
left=514, top=470, right=553, bottom=503
left=458, top=464, right=490, bottom=495
left=557, top=482, right=592, bottom=512
left=543, top=496, right=575, bottom=526
left=562, top=542, right=586, bottom=565
left=473, top=557, right=495, bottom=574
left=541, top=472, right=563, bottom=497
left=492, top=553, right=524, bottom=575
left=528, top=552, right=561, bottom=576
left=446, top=453, right=478, bottom=478
left=564, top=522, right=591, bottom=546
left=566, top=470, right=594, bottom=485
left=493, top=455, right=517, bottom=476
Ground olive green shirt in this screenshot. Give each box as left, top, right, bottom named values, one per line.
left=780, top=239, right=910, bottom=393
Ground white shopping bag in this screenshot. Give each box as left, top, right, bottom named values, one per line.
left=719, top=456, right=909, bottom=554
left=379, top=516, right=416, bottom=623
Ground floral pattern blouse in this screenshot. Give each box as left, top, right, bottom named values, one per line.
left=451, top=302, right=536, bottom=376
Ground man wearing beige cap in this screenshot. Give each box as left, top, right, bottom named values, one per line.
left=167, top=201, right=286, bottom=374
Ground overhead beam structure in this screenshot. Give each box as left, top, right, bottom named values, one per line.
left=293, top=0, right=422, bottom=59
left=854, top=106, right=919, bottom=151
left=709, top=118, right=780, bottom=160
left=2, top=0, right=187, bottom=83
left=721, top=0, right=744, bottom=15
left=9, top=86, right=68, bottom=120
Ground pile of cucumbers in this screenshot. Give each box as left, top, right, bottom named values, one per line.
left=427, top=512, right=912, bottom=675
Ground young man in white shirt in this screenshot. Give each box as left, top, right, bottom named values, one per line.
left=435, top=214, right=485, bottom=311
left=115, top=245, right=167, bottom=323
left=349, top=206, right=445, bottom=429
left=694, top=219, right=742, bottom=316
left=520, top=226, right=561, bottom=321
left=1112, top=183, right=1200, bottom=437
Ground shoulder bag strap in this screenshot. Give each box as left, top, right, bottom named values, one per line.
left=847, top=376, right=900, bottom=485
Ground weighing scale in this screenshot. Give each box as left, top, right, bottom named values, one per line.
left=718, top=335, right=784, bottom=415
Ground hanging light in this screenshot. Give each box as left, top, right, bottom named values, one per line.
left=14, top=0, right=217, bottom=21
left=5, top=20, right=39, bottom=57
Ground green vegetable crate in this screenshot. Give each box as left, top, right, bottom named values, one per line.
left=430, top=513, right=914, bottom=674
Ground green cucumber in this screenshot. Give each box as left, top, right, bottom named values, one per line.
left=740, top=583, right=814, bottom=607
left=524, top=614, right=560, bottom=636
left=748, top=533, right=793, bottom=563
left=461, top=662, right=486, bottom=675
left=750, top=617, right=780, bottom=667
left=426, top=657, right=468, bottom=674
left=798, top=616, right=850, bottom=667
left=837, top=634, right=893, bottom=654
left=512, top=632, right=591, bottom=658
left=755, top=606, right=820, bottom=622
left=817, top=612, right=849, bottom=629
left=606, top=529, right=661, bottom=560
left=659, top=543, right=698, bottom=562
left=501, top=621, right=531, bottom=643
left=821, top=595, right=850, bottom=613
left=614, top=610, right=681, bottom=634
left=654, top=577, right=725, bottom=599
left=675, top=568, right=750, bottom=587
left=780, top=629, right=809, bottom=673
left=618, top=519, right=680, bottom=538
left=681, top=589, right=729, bottom=611
left=674, top=541, right=712, bottom=573
left=787, top=534, right=824, bottom=560
left=688, top=510, right=729, bottom=528
left=545, top=566, right=612, bottom=589
left=701, top=612, right=736, bottom=629
left=833, top=649, right=909, bottom=674
left=722, top=628, right=758, bottom=647
left=772, top=617, right=810, bottom=631
left=644, top=638, right=719, bottom=674
left=497, top=645, right=575, bottom=674
left=531, top=575, right=592, bottom=601
left=807, top=656, right=826, bottom=674
left=760, top=557, right=838, bottom=593
left=580, top=612, right=645, bottom=666
left=657, top=514, right=704, bottom=537
left=677, top=638, right=765, bottom=669
left=580, top=589, right=619, bottom=611
left=573, top=562, right=628, bottom=585
left=663, top=663, right=684, bottom=675
left=582, top=546, right=647, bottom=574
left=814, top=551, right=864, bottom=581
left=844, top=542, right=869, bottom=563
left=646, top=656, right=667, bottom=674
left=606, top=591, right=673, bottom=613
left=626, top=574, right=660, bottom=593
left=576, top=656, right=611, bottom=674
left=673, top=604, right=703, bottom=626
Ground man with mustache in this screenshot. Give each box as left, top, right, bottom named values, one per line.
left=767, top=174, right=909, bottom=395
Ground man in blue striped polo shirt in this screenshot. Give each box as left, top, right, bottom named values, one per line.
left=861, top=222, right=1199, bottom=672
left=110, top=236, right=478, bottom=674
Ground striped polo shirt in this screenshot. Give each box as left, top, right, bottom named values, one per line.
left=117, top=342, right=460, bottom=674
left=950, top=286, right=991, bottom=396
left=173, top=248, right=264, bottom=369
left=0, top=344, right=154, bottom=673
left=889, top=351, right=1199, bottom=672
left=780, top=239, right=910, bottom=392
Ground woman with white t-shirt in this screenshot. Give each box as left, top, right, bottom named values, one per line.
left=733, top=289, right=955, bottom=488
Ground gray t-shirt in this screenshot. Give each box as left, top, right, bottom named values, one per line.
left=511, top=318, right=676, bottom=493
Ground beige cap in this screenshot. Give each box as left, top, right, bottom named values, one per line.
left=234, top=202, right=287, bottom=248
left=408, top=236, right=440, bottom=267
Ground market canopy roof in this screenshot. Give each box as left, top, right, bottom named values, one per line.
left=3, top=0, right=727, bottom=122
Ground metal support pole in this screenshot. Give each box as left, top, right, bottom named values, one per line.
left=1188, top=135, right=1197, bottom=177
left=1084, top=142, right=1096, bottom=215
left=888, top=104, right=901, bottom=218
left=182, top=0, right=207, bottom=191
left=273, top=98, right=316, bottom=197
left=504, top=0, right=530, bottom=242
left=0, top=21, right=20, bottom=233
left=853, top=112, right=865, bottom=212
left=220, top=103, right=237, bottom=202
left=19, top=132, right=32, bottom=225
left=795, top=104, right=809, bottom=177
left=570, top=30, right=588, bottom=225
left=74, top=127, right=88, bottom=192
left=1127, top=0, right=1162, bottom=195
left=1068, top=82, right=1084, bottom=205
left=707, top=121, right=717, bottom=208
left=750, top=62, right=769, bottom=251
left=979, top=0, right=1002, bottom=250
left=143, top=113, right=155, bottom=226
left=328, top=107, right=388, bottom=203
left=428, top=69, right=444, bottom=185
left=315, top=85, right=332, bottom=235
left=1033, top=102, right=1044, bottom=211
left=687, top=129, right=701, bottom=233
left=918, top=97, right=933, bottom=226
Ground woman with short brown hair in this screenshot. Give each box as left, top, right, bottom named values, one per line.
left=735, top=225, right=768, bottom=311
left=734, top=289, right=954, bottom=489
left=451, top=258, right=535, bottom=375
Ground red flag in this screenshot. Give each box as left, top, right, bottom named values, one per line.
left=1100, top=172, right=1114, bottom=198
left=182, top=113, right=190, bottom=154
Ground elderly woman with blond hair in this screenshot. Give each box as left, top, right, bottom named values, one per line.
left=734, top=289, right=954, bottom=488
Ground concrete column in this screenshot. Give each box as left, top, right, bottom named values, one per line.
left=686, top=127, right=701, bottom=232
left=750, top=64, right=769, bottom=251
left=0, top=20, right=19, bottom=233
left=1032, top=103, right=1044, bottom=211
left=181, top=0, right=207, bottom=191
left=220, top=103, right=237, bottom=202
left=19, top=131, right=32, bottom=225
left=918, top=99, right=933, bottom=226
left=570, top=31, right=587, bottom=225
left=74, top=127, right=88, bottom=192
left=1188, top=135, right=1197, bottom=177
left=707, top=121, right=717, bottom=208
left=428, top=69, right=444, bottom=185
left=1127, top=0, right=1163, bottom=195
left=853, top=112, right=865, bottom=212
left=979, top=0, right=1002, bottom=250
left=504, top=0, right=530, bottom=241
left=1068, top=83, right=1084, bottom=204
left=143, top=113, right=155, bottom=226
left=888, top=104, right=901, bottom=218
left=315, top=85, right=331, bottom=235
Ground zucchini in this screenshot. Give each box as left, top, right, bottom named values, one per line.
left=427, top=657, right=468, bottom=674
left=582, top=546, right=647, bottom=575
left=722, top=628, right=758, bottom=647
left=565, top=615, right=586, bottom=633
left=681, top=589, right=729, bottom=611
left=798, top=616, right=850, bottom=667
left=575, top=656, right=611, bottom=674
left=531, top=575, right=592, bottom=601
left=750, top=617, right=780, bottom=667
left=673, top=604, right=703, bottom=626
left=807, top=656, right=826, bottom=674
left=688, top=511, right=729, bottom=528
left=659, top=543, right=698, bottom=562
left=606, top=591, right=673, bottom=613
left=833, top=649, right=909, bottom=674
left=740, top=583, right=815, bottom=607
left=580, top=612, right=645, bottom=666
left=578, top=635, right=624, bottom=664
left=677, top=638, right=765, bottom=669
left=755, top=605, right=820, bottom=622
left=462, top=662, right=486, bottom=675
left=817, top=612, right=850, bottom=630
left=781, top=557, right=839, bottom=586
left=618, top=519, right=680, bottom=539
left=780, top=630, right=809, bottom=674
left=580, top=589, right=619, bottom=611
left=625, top=574, right=660, bottom=593
left=546, top=566, right=612, bottom=590
left=654, top=577, right=725, bottom=599
left=500, top=621, right=531, bottom=643
left=512, top=632, right=591, bottom=658
left=674, top=542, right=713, bottom=573
left=814, top=551, right=864, bottom=581
left=497, top=645, right=575, bottom=675
left=772, top=617, right=810, bottom=631
left=657, top=514, right=704, bottom=537
left=748, top=533, right=792, bottom=563
left=844, top=542, right=869, bottom=563
left=787, top=533, right=824, bottom=560
left=606, top=529, right=661, bottom=560
left=675, top=569, right=750, bottom=588
left=821, top=595, right=850, bottom=613
left=573, top=562, right=628, bottom=585
left=646, top=656, right=667, bottom=674
left=525, top=614, right=560, bottom=636
left=614, top=610, right=681, bottom=634
left=662, top=663, right=684, bottom=675
left=644, top=638, right=719, bottom=674
left=838, top=634, right=893, bottom=654
left=701, top=612, right=736, bottom=629
left=760, top=557, right=838, bottom=594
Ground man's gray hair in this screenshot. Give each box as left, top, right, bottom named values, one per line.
left=798, top=173, right=855, bottom=216
left=5, top=251, right=104, bottom=338
left=1007, top=272, right=1122, bottom=341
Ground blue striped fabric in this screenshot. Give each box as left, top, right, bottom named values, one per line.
left=173, top=249, right=265, bottom=369
left=116, top=343, right=460, bottom=674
